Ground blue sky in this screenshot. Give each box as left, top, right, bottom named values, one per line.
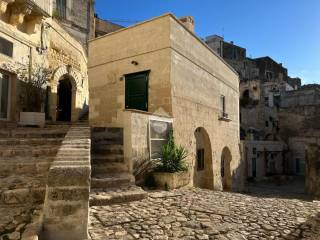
left=95, top=0, right=320, bottom=85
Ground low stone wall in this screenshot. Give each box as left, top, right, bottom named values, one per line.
left=42, top=126, right=91, bottom=240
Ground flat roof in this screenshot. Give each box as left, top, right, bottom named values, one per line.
left=89, top=13, right=239, bottom=76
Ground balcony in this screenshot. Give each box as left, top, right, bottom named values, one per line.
left=28, top=0, right=52, bottom=16
left=0, top=0, right=51, bottom=18
left=0, top=0, right=51, bottom=33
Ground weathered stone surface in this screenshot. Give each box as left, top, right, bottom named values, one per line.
left=89, top=187, right=320, bottom=240
left=43, top=126, right=91, bottom=240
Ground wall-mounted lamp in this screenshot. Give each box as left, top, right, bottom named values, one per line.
left=131, top=60, right=139, bottom=66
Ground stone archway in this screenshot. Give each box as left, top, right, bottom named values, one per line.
left=221, top=147, right=232, bottom=190
left=49, top=65, right=82, bottom=122
left=193, top=127, right=214, bottom=189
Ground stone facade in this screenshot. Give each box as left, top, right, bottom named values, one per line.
left=205, top=35, right=305, bottom=182
left=52, top=0, right=95, bottom=47
left=279, top=86, right=320, bottom=180
left=94, top=16, right=123, bottom=37
left=242, top=140, right=286, bottom=180
left=0, top=0, right=89, bottom=125
left=89, top=14, right=244, bottom=191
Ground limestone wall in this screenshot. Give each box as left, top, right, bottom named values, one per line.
left=169, top=17, right=242, bottom=191
left=0, top=6, right=89, bottom=123
left=89, top=14, right=243, bottom=190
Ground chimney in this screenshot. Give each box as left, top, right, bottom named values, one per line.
left=179, top=16, right=195, bottom=33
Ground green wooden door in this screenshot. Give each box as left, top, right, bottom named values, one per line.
left=125, top=71, right=149, bottom=111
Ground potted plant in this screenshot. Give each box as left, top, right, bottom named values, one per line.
left=153, top=131, right=190, bottom=190
left=17, top=64, right=52, bottom=127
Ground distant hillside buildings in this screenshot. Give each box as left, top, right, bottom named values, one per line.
left=205, top=35, right=320, bottom=195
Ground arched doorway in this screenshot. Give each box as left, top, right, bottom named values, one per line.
left=57, top=77, right=72, bottom=122
left=221, top=147, right=232, bottom=190
left=194, top=127, right=214, bottom=189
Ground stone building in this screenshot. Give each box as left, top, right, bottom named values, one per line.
left=94, top=15, right=123, bottom=37
left=0, top=0, right=91, bottom=126
left=279, top=85, right=320, bottom=179
left=52, top=0, right=95, bottom=47
left=205, top=35, right=302, bottom=181
left=242, top=140, right=286, bottom=180
left=89, top=14, right=244, bottom=191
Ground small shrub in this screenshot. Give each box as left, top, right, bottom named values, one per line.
left=155, top=131, right=189, bottom=173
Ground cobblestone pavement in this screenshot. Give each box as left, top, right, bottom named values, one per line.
left=89, top=188, right=320, bottom=240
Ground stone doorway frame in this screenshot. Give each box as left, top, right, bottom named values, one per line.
left=49, top=65, right=82, bottom=122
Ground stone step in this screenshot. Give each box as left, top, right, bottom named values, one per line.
left=0, top=127, right=68, bottom=138
left=90, top=185, right=147, bottom=206
left=0, top=155, right=55, bottom=162
left=91, top=173, right=134, bottom=189
left=0, top=174, right=47, bottom=191
left=0, top=146, right=59, bottom=157
left=91, top=154, right=124, bottom=164
left=0, top=138, right=64, bottom=146
left=91, top=144, right=123, bottom=155
left=91, top=163, right=129, bottom=174
left=0, top=161, right=51, bottom=177
left=0, top=187, right=46, bottom=205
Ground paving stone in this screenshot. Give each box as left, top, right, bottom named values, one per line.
left=89, top=187, right=320, bottom=240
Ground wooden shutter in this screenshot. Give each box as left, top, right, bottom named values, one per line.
left=125, top=71, right=149, bottom=111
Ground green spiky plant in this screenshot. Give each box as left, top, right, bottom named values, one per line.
left=155, top=131, right=189, bottom=173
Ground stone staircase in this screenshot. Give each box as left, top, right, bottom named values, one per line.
left=0, top=125, right=70, bottom=206
left=90, top=127, right=147, bottom=206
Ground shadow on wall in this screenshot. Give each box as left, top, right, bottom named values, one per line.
left=193, top=127, right=214, bottom=190
left=229, top=143, right=246, bottom=192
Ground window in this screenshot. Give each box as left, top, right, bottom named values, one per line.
left=252, top=158, right=256, bottom=177
left=0, top=37, right=13, bottom=57
left=149, top=119, right=172, bottom=160
left=296, top=158, right=301, bottom=173
left=252, top=147, right=257, bottom=154
left=56, top=0, right=66, bottom=19
left=265, top=121, right=269, bottom=127
left=266, top=71, right=273, bottom=80
left=221, top=157, right=225, bottom=177
left=220, top=95, right=226, bottom=116
left=197, top=149, right=205, bottom=171
left=125, top=71, right=149, bottom=112
left=0, top=73, right=10, bottom=119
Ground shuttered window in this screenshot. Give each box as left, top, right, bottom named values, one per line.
left=125, top=71, right=149, bottom=112
left=0, top=37, right=13, bottom=58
